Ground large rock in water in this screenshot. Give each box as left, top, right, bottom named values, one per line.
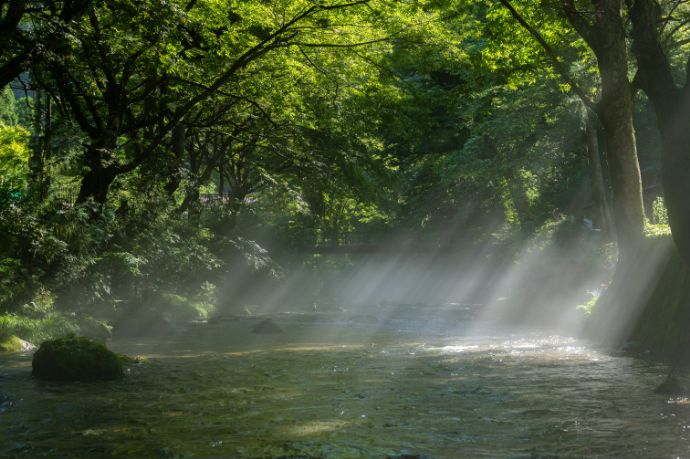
left=32, top=335, right=123, bottom=381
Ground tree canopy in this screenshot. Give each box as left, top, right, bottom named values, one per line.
left=1, top=0, right=689, bottom=349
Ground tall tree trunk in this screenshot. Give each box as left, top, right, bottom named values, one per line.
left=628, top=0, right=690, bottom=268
left=595, top=2, right=645, bottom=263
left=597, top=76, right=645, bottom=262
left=28, top=87, right=44, bottom=201
left=655, top=98, right=690, bottom=267
left=28, top=87, right=51, bottom=202
left=501, top=0, right=646, bottom=262
left=164, top=124, right=186, bottom=197
left=217, top=167, right=224, bottom=198
left=585, top=109, right=612, bottom=234
left=563, top=0, right=646, bottom=264
left=507, top=173, right=533, bottom=235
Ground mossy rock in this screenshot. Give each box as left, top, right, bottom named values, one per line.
left=0, top=333, right=25, bottom=353
left=32, top=335, right=123, bottom=381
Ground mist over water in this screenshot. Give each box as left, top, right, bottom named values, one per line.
left=212, top=221, right=614, bottom=341
left=3, top=224, right=685, bottom=458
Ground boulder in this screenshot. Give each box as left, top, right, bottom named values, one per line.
left=32, top=335, right=123, bottom=381
left=0, top=333, right=34, bottom=353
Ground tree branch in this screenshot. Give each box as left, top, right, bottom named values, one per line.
left=498, top=0, right=598, bottom=111
left=561, top=0, right=597, bottom=50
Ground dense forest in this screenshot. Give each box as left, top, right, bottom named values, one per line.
left=2, top=1, right=690, bottom=457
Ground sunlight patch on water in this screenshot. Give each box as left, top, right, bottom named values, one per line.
left=438, top=344, right=480, bottom=353
left=427, top=335, right=607, bottom=363
left=282, top=420, right=351, bottom=436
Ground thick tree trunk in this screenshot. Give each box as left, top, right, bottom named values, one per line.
left=627, top=0, right=690, bottom=268
left=502, top=0, right=646, bottom=259
left=593, top=3, right=646, bottom=263
left=556, top=0, right=648, bottom=345
left=76, top=163, right=117, bottom=204
left=597, top=92, right=645, bottom=261
left=76, top=139, right=118, bottom=204
left=654, top=96, right=690, bottom=266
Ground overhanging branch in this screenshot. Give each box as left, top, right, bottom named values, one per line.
left=498, top=0, right=598, bottom=112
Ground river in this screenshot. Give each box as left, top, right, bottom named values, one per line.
left=1, top=304, right=688, bottom=458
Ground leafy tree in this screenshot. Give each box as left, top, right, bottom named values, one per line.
left=495, top=0, right=645, bottom=265
left=0, top=0, right=91, bottom=87
left=38, top=0, right=376, bottom=204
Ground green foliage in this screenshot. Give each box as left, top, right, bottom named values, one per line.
left=0, top=313, right=79, bottom=344
left=154, top=292, right=212, bottom=323
left=645, top=197, right=672, bottom=238
left=0, top=0, right=678, bottom=338
left=0, top=87, right=18, bottom=125
left=0, top=121, right=30, bottom=204
left=0, top=332, right=24, bottom=352
left=577, top=293, right=598, bottom=316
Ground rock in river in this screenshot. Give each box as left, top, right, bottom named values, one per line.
left=32, top=335, right=123, bottom=381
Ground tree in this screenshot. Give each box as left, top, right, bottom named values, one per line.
left=627, top=0, right=690, bottom=268
left=39, top=0, right=374, bottom=205
left=497, top=0, right=646, bottom=265
left=0, top=1, right=91, bottom=87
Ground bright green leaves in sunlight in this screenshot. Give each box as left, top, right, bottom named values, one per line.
left=0, top=118, right=30, bottom=203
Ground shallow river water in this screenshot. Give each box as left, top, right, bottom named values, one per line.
left=1, top=306, right=690, bottom=458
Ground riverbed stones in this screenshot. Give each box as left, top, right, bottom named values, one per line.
left=32, top=335, right=123, bottom=381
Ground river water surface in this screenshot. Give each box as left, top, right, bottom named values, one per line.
left=1, top=305, right=689, bottom=458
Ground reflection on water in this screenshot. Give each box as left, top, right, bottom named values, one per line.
left=0, top=308, right=689, bottom=458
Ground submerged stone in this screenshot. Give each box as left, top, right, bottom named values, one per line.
left=251, top=318, right=283, bottom=334
left=32, top=335, right=123, bottom=381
